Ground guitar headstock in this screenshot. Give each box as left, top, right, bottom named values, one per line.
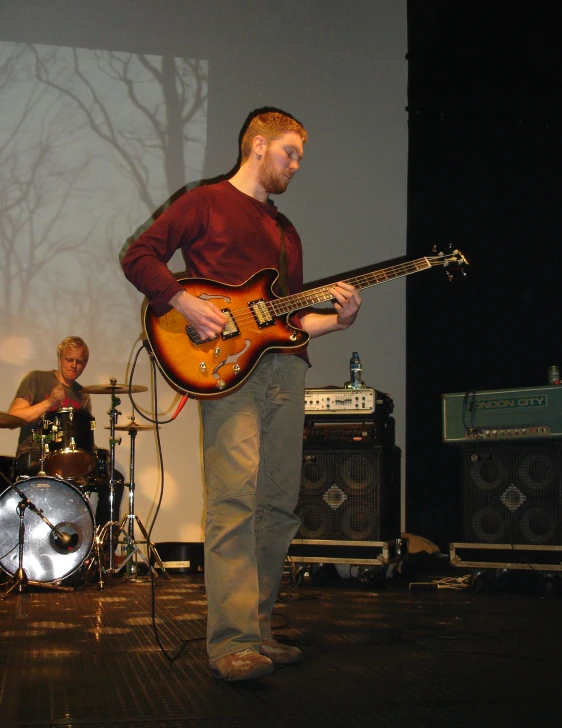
left=432, top=245, right=469, bottom=281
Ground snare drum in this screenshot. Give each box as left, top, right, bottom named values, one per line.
left=43, top=407, right=96, bottom=481
left=0, top=475, right=95, bottom=583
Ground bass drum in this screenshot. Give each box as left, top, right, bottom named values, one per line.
left=0, top=475, right=94, bottom=584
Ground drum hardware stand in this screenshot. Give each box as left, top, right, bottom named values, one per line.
left=0, top=475, right=74, bottom=599
left=78, top=379, right=160, bottom=584
left=112, top=416, right=169, bottom=582
left=86, top=546, right=105, bottom=590
left=31, top=425, right=55, bottom=477
left=97, top=379, right=123, bottom=576
left=81, top=523, right=106, bottom=591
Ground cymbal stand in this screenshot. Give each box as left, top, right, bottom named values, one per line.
left=114, top=417, right=169, bottom=581
left=97, top=379, right=123, bottom=575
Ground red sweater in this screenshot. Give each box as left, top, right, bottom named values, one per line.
left=122, top=180, right=305, bottom=318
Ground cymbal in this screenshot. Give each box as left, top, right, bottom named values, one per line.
left=81, top=383, right=148, bottom=394
left=0, top=411, right=26, bottom=429
left=104, top=422, right=157, bottom=431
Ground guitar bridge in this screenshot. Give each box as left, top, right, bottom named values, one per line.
left=185, top=308, right=240, bottom=345
left=249, top=299, right=275, bottom=329
left=186, top=325, right=205, bottom=345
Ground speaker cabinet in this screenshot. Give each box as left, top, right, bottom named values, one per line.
left=460, top=442, right=562, bottom=545
left=294, top=446, right=400, bottom=544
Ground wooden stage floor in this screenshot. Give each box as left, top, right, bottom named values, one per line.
left=1, top=562, right=561, bottom=728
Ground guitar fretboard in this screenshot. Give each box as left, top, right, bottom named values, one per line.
left=270, top=256, right=440, bottom=316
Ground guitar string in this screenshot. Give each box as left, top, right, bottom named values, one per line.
left=270, top=259, right=433, bottom=316
left=208, top=256, right=452, bottom=328
left=199, top=256, right=453, bottom=329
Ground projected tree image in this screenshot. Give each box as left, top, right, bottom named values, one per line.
left=0, top=43, right=207, bottom=365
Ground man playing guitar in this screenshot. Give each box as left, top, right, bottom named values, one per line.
left=122, top=108, right=361, bottom=681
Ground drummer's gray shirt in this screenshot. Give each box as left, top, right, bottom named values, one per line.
left=13, top=370, right=91, bottom=466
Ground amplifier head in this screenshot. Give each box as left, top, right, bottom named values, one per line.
left=303, top=416, right=395, bottom=448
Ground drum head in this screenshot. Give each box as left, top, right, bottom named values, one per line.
left=0, top=476, right=94, bottom=583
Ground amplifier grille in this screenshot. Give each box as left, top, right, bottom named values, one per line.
left=461, top=443, right=562, bottom=545
left=295, top=447, right=400, bottom=543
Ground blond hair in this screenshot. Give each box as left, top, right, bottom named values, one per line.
left=57, top=336, right=90, bottom=364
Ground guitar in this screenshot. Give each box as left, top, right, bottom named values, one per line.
left=143, top=249, right=468, bottom=399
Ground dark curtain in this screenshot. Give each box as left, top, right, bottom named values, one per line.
left=405, top=1, right=562, bottom=549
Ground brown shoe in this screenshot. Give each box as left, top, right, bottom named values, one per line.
left=211, top=648, right=274, bottom=681
left=260, top=638, right=302, bottom=665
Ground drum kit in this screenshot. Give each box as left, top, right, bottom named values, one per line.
left=0, top=379, right=169, bottom=598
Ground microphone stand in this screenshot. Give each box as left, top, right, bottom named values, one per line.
left=1, top=475, right=74, bottom=599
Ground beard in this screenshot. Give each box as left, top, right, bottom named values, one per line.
left=258, top=148, right=291, bottom=195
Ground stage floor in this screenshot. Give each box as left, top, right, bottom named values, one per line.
left=1, top=561, right=561, bottom=728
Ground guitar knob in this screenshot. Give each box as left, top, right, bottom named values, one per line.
left=213, top=347, right=221, bottom=357
left=233, top=364, right=240, bottom=373
left=216, top=379, right=226, bottom=390
left=199, top=361, right=207, bottom=373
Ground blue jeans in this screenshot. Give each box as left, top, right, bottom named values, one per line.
left=200, top=353, right=308, bottom=662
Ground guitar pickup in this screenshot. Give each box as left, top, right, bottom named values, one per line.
left=249, top=299, right=275, bottom=329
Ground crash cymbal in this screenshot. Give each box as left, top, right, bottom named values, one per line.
left=0, top=411, right=26, bottom=428
left=104, top=422, right=157, bottom=431
left=81, top=383, right=148, bottom=394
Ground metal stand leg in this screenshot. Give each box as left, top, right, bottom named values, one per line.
left=112, top=420, right=169, bottom=581
left=82, top=526, right=106, bottom=591
left=96, top=381, right=133, bottom=579
left=104, top=387, right=122, bottom=573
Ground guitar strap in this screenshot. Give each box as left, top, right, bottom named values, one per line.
left=276, top=217, right=289, bottom=296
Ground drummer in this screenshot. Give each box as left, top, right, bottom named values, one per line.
left=7, top=336, right=123, bottom=530
left=9, top=336, right=91, bottom=472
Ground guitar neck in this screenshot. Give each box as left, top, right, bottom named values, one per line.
left=272, top=255, right=437, bottom=316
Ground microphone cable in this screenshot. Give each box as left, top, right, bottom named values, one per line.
left=125, top=340, right=204, bottom=664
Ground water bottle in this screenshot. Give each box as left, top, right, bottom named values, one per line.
left=548, top=365, right=560, bottom=385
left=348, top=351, right=364, bottom=390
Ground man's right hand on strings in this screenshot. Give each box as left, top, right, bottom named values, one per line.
left=169, top=290, right=228, bottom=341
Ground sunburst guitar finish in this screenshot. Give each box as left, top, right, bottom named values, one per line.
left=143, top=250, right=468, bottom=399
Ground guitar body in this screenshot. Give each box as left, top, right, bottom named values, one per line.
left=143, top=269, right=309, bottom=398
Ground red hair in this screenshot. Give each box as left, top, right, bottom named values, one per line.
left=240, top=110, right=307, bottom=162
